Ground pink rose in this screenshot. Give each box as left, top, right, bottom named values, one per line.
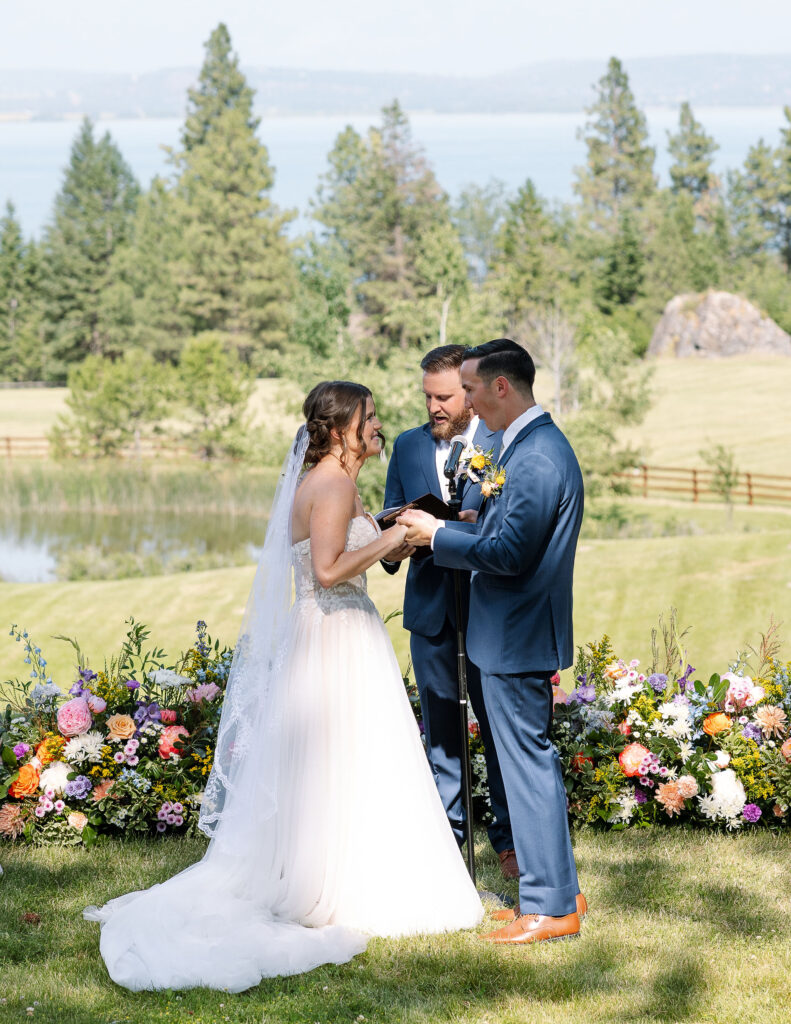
left=781, top=738, right=791, bottom=763
left=552, top=686, right=568, bottom=708
left=158, top=725, right=189, bottom=760
left=160, top=709, right=177, bottom=725
left=185, top=683, right=221, bottom=704
left=86, top=693, right=106, bottom=713
left=57, top=697, right=93, bottom=737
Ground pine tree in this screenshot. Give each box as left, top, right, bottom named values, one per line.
left=41, top=119, right=139, bottom=378
left=313, top=102, right=451, bottom=350
left=0, top=201, right=26, bottom=377
left=726, top=139, right=782, bottom=261
left=574, top=57, right=656, bottom=233
left=594, top=211, right=645, bottom=314
left=168, top=25, right=293, bottom=366
left=667, top=102, right=719, bottom=199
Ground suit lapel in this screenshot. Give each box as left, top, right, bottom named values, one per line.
left=419, top=424, right=443, bottom=499
left=498, top=412, right=552, bottom=469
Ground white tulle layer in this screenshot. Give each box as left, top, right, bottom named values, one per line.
left=85, top=543, right=482, bottom=991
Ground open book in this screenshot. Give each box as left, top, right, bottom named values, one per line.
left=375, top=493, right=451, bottom=562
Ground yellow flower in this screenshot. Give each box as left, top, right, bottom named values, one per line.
left=470, top=454, right=487, bottom=471
left=495, top=472, right=506, bottom=487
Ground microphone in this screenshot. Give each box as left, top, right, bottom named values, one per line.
left=443, top=435, right=468, bottom=480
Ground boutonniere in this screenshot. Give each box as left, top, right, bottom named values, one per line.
left=460, top=445, right=506, bottom=499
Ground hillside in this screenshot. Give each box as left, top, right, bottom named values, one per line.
left=2, top=54, right=791, bottom=120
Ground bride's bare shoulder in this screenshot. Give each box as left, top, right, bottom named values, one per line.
left=294, top=465, right=355, bottom=513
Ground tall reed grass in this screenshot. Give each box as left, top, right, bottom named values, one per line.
left=0, top=461, right=281, bottom=514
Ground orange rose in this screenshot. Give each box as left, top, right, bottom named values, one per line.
left=703, top=713, right=732, bottom=737
left=618, top=742, right=650, bottom=777
left=106, top=714, right=136, bottom=741
left=571, top=752, right=593, bottom=772
left=781, top=738, right=791, bottom=763
left=67, top=811, right=88, bottom=831
left=9, top=763, right=40, bottom=798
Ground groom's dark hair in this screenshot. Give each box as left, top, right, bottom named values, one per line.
left=463, top=338, right=535, bottom=395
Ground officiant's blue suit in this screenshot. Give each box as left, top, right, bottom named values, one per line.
left=432, top=412, right=583, bottom=916
left=384, top=420, right=513, bottom=854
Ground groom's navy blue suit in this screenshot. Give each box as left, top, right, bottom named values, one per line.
left=432, top=411, right=583, bottom=916
left=384, top=420, right=513, bottom=854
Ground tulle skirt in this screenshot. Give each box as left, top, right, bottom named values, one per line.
left=84, top=591, right=482, bottom=991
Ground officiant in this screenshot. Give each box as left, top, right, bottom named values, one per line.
left=382, top=345, right=516, bottom=877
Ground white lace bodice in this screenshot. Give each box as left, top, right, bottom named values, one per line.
left=292, top=515, right=380, bottom=611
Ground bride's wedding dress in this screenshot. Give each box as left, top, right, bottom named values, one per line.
left=84, top=513, right=482, bottom=992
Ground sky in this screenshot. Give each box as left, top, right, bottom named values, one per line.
left=1, top=0, right=791, bottom=77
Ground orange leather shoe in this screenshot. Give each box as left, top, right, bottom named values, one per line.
left=480, top=911, right=580, bottom=944
left=491, top=892, right=587, bottom=922
left=497, top=849, right=519, bottom=880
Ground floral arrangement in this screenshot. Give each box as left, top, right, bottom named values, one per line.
left=552, top=618, right=791, bottom=829
left=460, top=445, right=506, bottom=500
left=0, top=619, right=233, bottom=847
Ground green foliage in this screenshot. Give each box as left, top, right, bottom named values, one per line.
left=177, top=333, right=255, bottom=459
left=0, top=201, right=45, bottom=380
left=167, top=27, right=294, bottom=368
left=574, top=57, right=656, bottom=233
left=667, top=102, right=719, bottom=199
left=700, top=443, right=740, bottom=524
left=50, top=350, right=174, bottom=457
left=313, top=101, right=462, bottom=351
left=560, top=318, right=652, bottom=497
left=40, top=119, right=140, bottom=380
left=594, top=211, right=645, bottom=314
left=453, top=178, right=507, bottom=282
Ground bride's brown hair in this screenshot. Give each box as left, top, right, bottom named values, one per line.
left=302, top=381, right=383, bottom=468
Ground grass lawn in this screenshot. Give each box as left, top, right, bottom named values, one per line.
left=1, top=524, right=790, bottom=689
left=0, top=830, right=789, bottom=1023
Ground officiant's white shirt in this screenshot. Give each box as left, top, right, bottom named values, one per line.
left=430, top=404, right=543, bottom=548
left=434, top=415, right=479, bottom=503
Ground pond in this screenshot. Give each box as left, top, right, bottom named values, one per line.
left=0, top=510, right=267, bottom=583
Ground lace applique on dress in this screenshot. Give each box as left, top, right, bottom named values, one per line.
left=292, top=515, right=379, bottom=613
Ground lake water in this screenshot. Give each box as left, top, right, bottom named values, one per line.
left=0, top=510, right=266, bottom=583
left=1, top=107, right=788, bottom=238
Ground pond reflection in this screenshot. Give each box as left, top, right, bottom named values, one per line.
left=0, top=510, right=268, bottom=582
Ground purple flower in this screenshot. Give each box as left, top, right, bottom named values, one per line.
left=678, top=661, right=695, bottom=693
left=743, top=803, right=762, bottom=823
left=64, top=775, right=92, bottom=800
left=569, top=684, right=596, bottom=704
left=69, top=682, right=87, bottom=697
left=12, top=742, right=30, bottom=760
left=133, top=701, right=161, bottom=726
left=648, top=673, right=668, bottom=693
left=125, top=678, right=140, bottom=691
left=742, top=723, right=763, bottom=745
left=576, top=674, right=587, bottom=684
left=156, top=821, right=167, bottom=833
left=634, top=787, right=648, bottom=804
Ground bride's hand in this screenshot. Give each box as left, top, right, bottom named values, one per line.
left=384, top=524, right=412, bottom=555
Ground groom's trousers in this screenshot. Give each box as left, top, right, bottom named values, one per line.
left=410, top=620, right=513, bottom=853
left=480, top=668, right=579, bottom=916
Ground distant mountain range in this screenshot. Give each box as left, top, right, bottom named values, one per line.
left=2, top=55, right=791, bottom=121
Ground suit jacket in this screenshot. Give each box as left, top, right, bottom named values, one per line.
left=432, top=412, right=583, bottom=674
left=383, top=419, right=501, bottom=638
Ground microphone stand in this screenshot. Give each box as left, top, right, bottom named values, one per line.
left=445, top=468, right=476, bottom=883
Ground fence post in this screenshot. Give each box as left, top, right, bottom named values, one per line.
left=746, top=472, right=753, bottom=506
left=642, top=464, right=648, bottom=498
left=692, top=468, right=698, bottom=502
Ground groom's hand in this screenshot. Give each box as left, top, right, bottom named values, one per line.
left=397, top=509, right=437, bottom=547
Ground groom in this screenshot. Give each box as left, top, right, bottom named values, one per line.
left=383, top=344, right=515, bottom=875
left=399, top=338, right=584, bottom=944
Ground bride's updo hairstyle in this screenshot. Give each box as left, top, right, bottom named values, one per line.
left=302, top=380, right=382, bottom=468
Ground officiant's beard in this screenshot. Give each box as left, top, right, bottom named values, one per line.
left=430, top=408, right=473, bottom=442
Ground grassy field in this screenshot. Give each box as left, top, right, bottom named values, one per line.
left=618, top=355, right=791, bottom=474
left=0, top=379, right=303, bottom=440
left=0, top=830, right=789, bottom=1024
left=2, top=521, right=789, bottom=689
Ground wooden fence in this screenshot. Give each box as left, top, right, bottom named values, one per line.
left=0, top=436, right=193, bottom=459
left=612, top=464, right=791, bottom=506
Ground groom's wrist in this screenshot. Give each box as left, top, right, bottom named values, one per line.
left=430, top=521, right=445, bottom=550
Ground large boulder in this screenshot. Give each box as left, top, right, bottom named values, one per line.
left=648, top=290, right=791, bottom=357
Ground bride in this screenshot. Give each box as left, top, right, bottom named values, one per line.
left=84, top=380, right=483, bottom=992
